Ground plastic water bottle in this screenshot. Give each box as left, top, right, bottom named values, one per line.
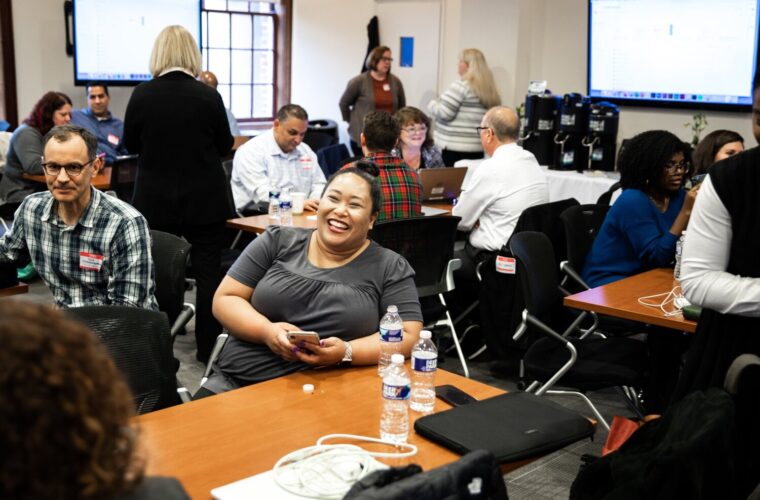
left=410, top=330, right=437, bottom=413
left=380, top=353, right=410, bottom=443
left=674, top=231, right=686, bottom=280
left=378, top=305, right=403, bottom=376
left=268, top=188, right=281, bottom=220
left=279, top=188, right=292, bottom=226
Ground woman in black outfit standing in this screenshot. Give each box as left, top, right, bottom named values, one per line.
left=124, top=25, right=233, bottom=363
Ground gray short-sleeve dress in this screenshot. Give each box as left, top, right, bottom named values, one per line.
left=206, top=226, right=422, bottom=392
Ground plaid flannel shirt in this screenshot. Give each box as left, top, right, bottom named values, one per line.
left=0, top=189, right=158, bottom=309
left=365, top=152, right=422, bottom=222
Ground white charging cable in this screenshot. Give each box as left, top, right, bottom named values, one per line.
left=272, top=434, right=418, bottom=499
left=637, top=285, right=688, bottom=317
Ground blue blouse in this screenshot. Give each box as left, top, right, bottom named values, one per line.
left=582, top=188, right=685, bottom=288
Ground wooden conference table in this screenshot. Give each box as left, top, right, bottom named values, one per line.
left=0, top=282, right=28, bottom=297
left=563, top=268, right=697, bottom=333
left=22, top=166, right=112, bottom=191
left=227, top=201, right=455, bottom=234
left=137, top=366, right=520, bottom=499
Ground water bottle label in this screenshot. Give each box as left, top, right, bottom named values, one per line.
left=380, top=327, right=402, bottom=342
left=412, top=355, right=437, bottom=372
left=382, top=383, right=410, bottom=400
left=279, top=200, right=292, bottom=209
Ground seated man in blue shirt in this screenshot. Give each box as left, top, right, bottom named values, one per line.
left=70, top=82, right=128, bottom=164
left=0, top=124, right=158, bottom=309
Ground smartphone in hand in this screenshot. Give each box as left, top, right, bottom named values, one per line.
left=286, top=330, right=321, bottom=347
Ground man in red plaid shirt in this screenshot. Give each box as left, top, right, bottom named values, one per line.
left=357, top=111, right=422, bottom=222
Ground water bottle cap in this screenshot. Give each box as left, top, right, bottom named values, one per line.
left=391, top=353, right=404, bottom=364
left=420, top=330, right=432, bottom=339
left=302, top=384, right=314, bottom=394
left=387, top=305, right=398, bottom=313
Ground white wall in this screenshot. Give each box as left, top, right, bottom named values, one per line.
left=11, top=0, right=133, bottom=120
left=11, top=0, right=754, bottom=147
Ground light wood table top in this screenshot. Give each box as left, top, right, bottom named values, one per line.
left=136, top=366, right=525, bottom=499
left=226, top=202, right=455, bottom=234
left=22, top=166, right=112, bottom=190
left=563, top=268, right=697, bottom=333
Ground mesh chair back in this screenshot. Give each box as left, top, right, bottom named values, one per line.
left=67, top=306, right=180, bottom=414
left=110, top=157, right=138, bottom=203
left=509, top=231, right=563, bottom=319
left=560, top=203, right=610, bottom=273
left=370, top=215, right=461, bottom=297
left=150, top=230, right=191, bottom=326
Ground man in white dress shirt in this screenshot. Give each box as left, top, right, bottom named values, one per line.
left=231, top=104, right=325, bottom=215
left=452, top=106, right=549, bottom=276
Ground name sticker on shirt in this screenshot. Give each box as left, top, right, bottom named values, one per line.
left=80, top=252, right=104, bottom=271
left=107, top=133, right=120, bottom=146
left=299, top=157, right=313, bottom=170
left=383, top=83, right=391, bottom=92
left=495, top=256, right=516, bottom=274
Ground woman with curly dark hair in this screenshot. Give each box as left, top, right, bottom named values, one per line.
left=582, top=130, right=700, bottom=287
left=691, top=129, right=744, bottom=175
left=0, top=91, right=72, bottom=203
left=0, top=301, right=188, bottom=500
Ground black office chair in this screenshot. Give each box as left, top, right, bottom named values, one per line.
left=509, top=231, right=647, bottom=430
left=108, top=155, right=138, bottom=203
left=477, top=198, right=581, bottom=361
left=67, top=305, right=183, bottom=414
left=0, top=201, right=20, bottom=234
left=370, top=215, right=470, bottom=377
left=596, top=181, right=621, bottom=206
left=150, top=230, right=195, bottom=340
left=559, top=203, right=610, bottom=292
left=317, top=143, right=351, bottom=177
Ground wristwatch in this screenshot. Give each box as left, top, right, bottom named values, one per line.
left=340, top=340, right=353, bottom=365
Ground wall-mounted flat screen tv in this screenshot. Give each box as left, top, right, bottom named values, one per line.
left=73, top=0, right=201, bottom=86
left=588, top=0, right=760, bottom=111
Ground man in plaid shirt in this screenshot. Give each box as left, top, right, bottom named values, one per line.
left=358, top=111, right=421, bottom=222
left=0, top=125, right=158, bottom=309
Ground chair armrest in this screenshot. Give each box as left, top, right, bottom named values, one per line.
left=170, top=303, right=196, bottom=342
left=560, top=261, right=591, bottom=291
left=443, top=258, right=462, bottom=293
left=200, top=332, right=230, bottom=385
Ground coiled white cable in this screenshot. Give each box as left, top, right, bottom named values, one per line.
left=272, top=434, right=417, bottom=499
left=637, top=285, right=687, bottom=317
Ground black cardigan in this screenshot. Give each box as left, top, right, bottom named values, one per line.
left=123, top=71, right=233, bottom=226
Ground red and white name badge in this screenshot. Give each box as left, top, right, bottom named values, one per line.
left=107, top=133, right=120, bottom=146
left=299, top=157, right=313, bottom=170
left=80, top=251, right=104, bottom=271
left=382, top=83, right=391, bottom=92
left=495, top=256, right=516, bottom=274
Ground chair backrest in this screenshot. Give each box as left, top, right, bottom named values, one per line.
left=316, top=143, right=351, bottom=177
left=304, top=129, right=337, bottom=153
left=150, top=230, right=191, bottom=326
left=560, top=203, right=610, bottom=273
left=509, top=231, right=563, bottom=319
left=67, top=305, right=180, bottom=414
left=110, top=156, right=138, bottom=203
left=369, top=215, right=461, bottom=297
left=596, top=181, right=620, bottom=206
left=510, top=198, right=580, bottom=267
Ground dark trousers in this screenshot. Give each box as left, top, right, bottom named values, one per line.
left=152, top=221, right=226, bottom=363
left=442, top=149, right=483, bottom=167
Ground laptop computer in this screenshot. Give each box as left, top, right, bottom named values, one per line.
left=419, top=167, right=468, bottom=202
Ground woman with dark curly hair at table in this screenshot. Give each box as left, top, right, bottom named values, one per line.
left=0, top=301, right=188, bottom=500
left=582, top=130, right=700, bottom=288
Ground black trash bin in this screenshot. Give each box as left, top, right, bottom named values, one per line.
left=304, top=119, right=339, bottom=151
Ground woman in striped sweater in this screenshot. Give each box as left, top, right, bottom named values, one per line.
left=427, top=48, right=501, bottom=165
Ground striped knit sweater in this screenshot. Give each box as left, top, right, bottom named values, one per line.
left=427, top=79, right=487, bottom=153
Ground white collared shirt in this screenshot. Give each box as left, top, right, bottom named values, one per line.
left=231, top=129, right=326, bottom=212
left=452, top=142, right=549, bottom=251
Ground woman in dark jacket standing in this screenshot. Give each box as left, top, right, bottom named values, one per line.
left=124, top=25, right=233, bottom=363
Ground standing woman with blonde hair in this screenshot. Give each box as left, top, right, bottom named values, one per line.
left=428, top=48, right=501, bottom=165
left=124, top=25, right=233, bottom=363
